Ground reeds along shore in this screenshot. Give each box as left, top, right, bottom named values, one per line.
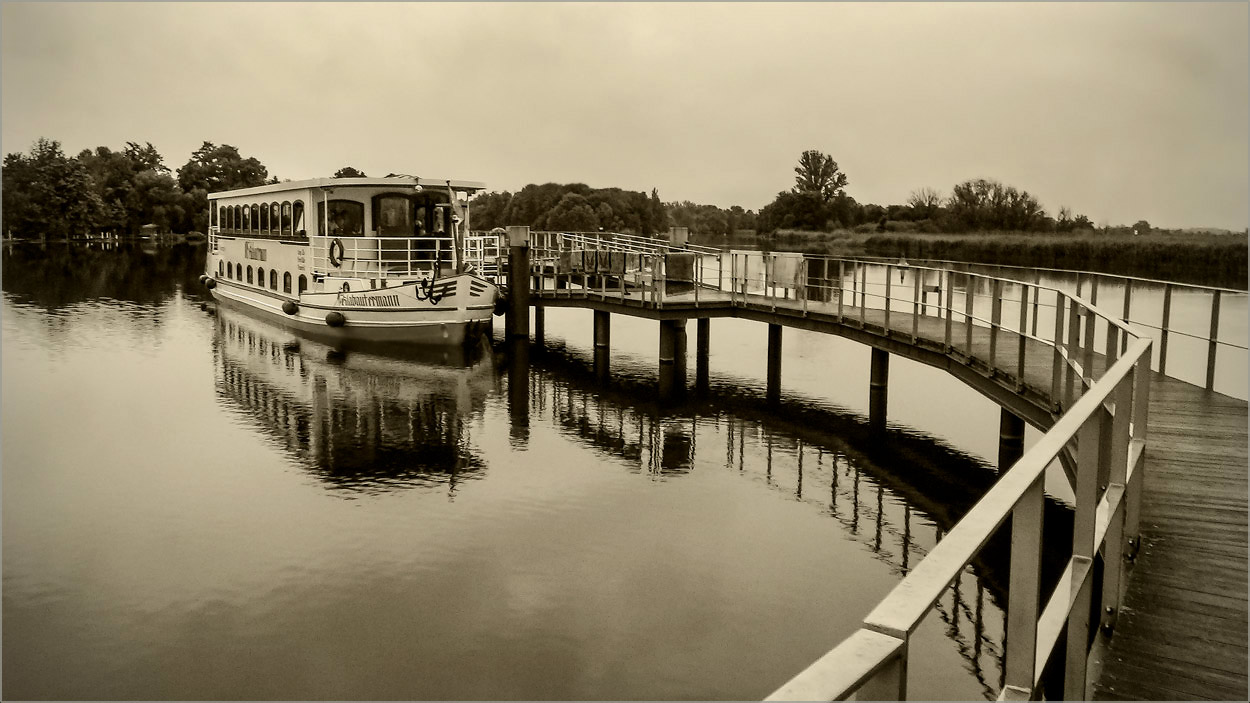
left=694, top=230, right=1248, bottom=289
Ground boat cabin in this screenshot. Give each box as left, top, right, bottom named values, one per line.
left=208, top=176, right=486, bottom=279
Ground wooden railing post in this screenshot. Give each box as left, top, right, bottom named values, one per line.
left=990, top=278, right=1003, bottom=373
left=1206, top=290, right=1221, bottom=391
left=1065, top=298, right=1081, bottom=407
left=944, top=270, right=954, bottom=351
left=884, top=265, right=893, bottom=335
left=1159, top=283, right=1172, bottom=374
left=1065, top=411, right=1103, bottom=701
left=1099, top=374, right=1134, bottom=635
left=1003, top=474, right=1045, bottom=700
left=965, top=275, right=975, bottom=357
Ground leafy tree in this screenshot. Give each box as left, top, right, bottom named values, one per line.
left=793, top=149, right=849, bottom=203
left=333, top=166, right=367, bottom=178
left=176, top=142, right=269, bottom=232
left=1132, top=220, right=1152, bottom=235
left=2, top=138, right=105, bottom=239
left=544, top=193, right=599, bottom=231
left=947, top=178, right=1044, bottom=231
left=758, top=190, right=830, bottom=232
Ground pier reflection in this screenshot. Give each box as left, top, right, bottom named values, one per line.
left=507, top=344, right=1075, bottom=699
left=212, top=307, right=494, bottom=495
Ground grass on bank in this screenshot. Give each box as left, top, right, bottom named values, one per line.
left=692, top=229, right=1248, bottom=289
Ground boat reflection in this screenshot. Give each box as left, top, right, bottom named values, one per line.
left=212, top=305, right=494, bottom=496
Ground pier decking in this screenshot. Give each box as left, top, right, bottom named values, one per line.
left=487, top=229, right=1247, bottom=701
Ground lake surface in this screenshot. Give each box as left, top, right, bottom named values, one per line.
left=3, top=240, right=1173, bottom=701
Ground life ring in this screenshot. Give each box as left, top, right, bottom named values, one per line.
left=328, top=238, right=345, bottom=268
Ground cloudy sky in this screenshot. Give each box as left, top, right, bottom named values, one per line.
left=3, top=2, right=1247, bottom=229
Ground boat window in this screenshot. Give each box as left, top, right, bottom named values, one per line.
left=283, top=272, right=292, bottom=293
left=211, top=205, right=218, bottom=228
left=292, top=201, right=305, bottom=236
left=247, top=266, right=253, bottom=284
left=242, top=205, right=251, bottom=232
left=270, top=203, right=280, bottom=236
left=233, top=205, right=242, bottom=232
left=298, top=275, right=307, bottom=294
left=372, top=194, right=413, bottom=236
left=260, top=205, right=269, bottom=234
left=269, top=269, right=277, bottom=289
left=281, top=202, right=292, bottom=237
left=318, top=200, right=364, bottom=237
left=251, top=204, right=260, bottom=233
left=257, top=267, right=265, bottom=287
left=226, top=262, right=232, bottom=278
left=219, top=260, right=225, bottom=277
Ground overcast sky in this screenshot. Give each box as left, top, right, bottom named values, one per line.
left=3, top=2, right=1247, bottom=229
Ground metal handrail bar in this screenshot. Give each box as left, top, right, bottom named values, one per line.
left=850, top=254, right=1248, bottom=295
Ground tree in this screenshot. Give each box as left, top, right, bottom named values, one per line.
left=907, top=187, right=943, bottom=220
left=793, top=149, right=849, bottom=203
left=176, top=142, right=269, bottom=232
left=544, top=193, right=599, bottom=231
left=333, top=166, right=367, bottom=178
left=2, top=138, right=105, bottom=239
left=1132, top=220, right=1152, bottom=235
left=758, top=190, right=830, bottom=233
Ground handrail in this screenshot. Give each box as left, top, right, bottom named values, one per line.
left=852, top=253, right=1248, bottom=295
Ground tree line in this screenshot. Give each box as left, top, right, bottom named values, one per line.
left=756, top=149, right=1102, bottom=236
left=3, top=137, right=271, bottom=239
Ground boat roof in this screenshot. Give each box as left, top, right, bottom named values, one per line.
left=208, top=176, right=488, bottom=199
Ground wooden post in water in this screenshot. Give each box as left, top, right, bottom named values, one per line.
left=767, top=323, right=782, bottom=404
left=696, top=317, right=711, bottom=394
left=594, top=310, right=611, bottom=384
left=506, top=226, right=530, bottom=339
left=870, top=347, right=889, bottom=432
left=658, top=319, right=687, bottom=401
left=507, top=336, right=530, bottom=446
left=999, top=409, right=1026, bottom=470
left=534, top=306, right=545, bottom=348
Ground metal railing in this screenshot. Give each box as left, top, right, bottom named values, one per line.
left=308, top=235, right=456, bottom=278
left=853, top=255, right=1247, bottom=393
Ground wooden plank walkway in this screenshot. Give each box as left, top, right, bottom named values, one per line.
left=533, top=284, right=1249, bottom=700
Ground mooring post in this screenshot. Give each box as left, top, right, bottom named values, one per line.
left=534, top=306, right=545, bottom=348
left=506, top=226, right=531, bottom=339
left=696, top=318, right=711, bottom=394
left=658, top=319, right=687, bottom=401
left=767, top=323, right=783, bottom=404
left=999, top=409, right=1026, bottom=470
left=507, top=336, right=530, bottom=446
left=870, top=347, right=889, bottom=432
left=594, top=310, right=611, bottom=384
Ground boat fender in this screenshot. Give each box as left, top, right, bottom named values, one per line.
left=205, top=278, right=216, bottom=289
left=198, top=275, right=207, bottom=285
left=282, top=301, right=299, bottom=315
left=325, top=311, right=346, bottom=327
left=493, top=288, right=508, bottom=316
left=329, top=238, right=345, bottom=268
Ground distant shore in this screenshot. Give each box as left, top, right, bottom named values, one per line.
left=692, top=229, right=1248, bottom=290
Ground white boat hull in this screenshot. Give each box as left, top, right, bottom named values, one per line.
left=210, top=273, right=499, bottom=345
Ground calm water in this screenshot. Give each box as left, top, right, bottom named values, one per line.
left=2, top=241, right=1113, bottom=700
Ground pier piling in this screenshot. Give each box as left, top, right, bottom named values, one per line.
left=659, top=319, right=687, bottom=401
left=506, top=226, right=530, bottom=339
left=696, top=318, right=710, bottom=394
left=594, top=310, right=611, bottom=384
left=998, top=409, right=1026, bottom=470
left=767, top=323, right=783, bottom=404
left=870, top=347, right=889, bottom=432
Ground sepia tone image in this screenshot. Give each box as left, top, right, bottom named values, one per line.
left=2, top=2, right=1247, bottom=701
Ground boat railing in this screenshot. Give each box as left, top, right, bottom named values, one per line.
left=309, top=235, right=456, bottom=279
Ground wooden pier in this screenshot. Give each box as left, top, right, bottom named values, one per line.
left=486, top=227, right=1247, bottom=701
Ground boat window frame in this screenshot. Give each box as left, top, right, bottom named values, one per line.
left=257, top=267, right=265, bottom=287
left=250, top=204, right=260, bottom=233
left=246, top=265, right=253, bottom=284
left=318, top=199, right=366, bottom=237
left=269, top=269, right=277, bottom=289
left=298, top=275, right=308, bottom=294
left=292, top=201, right=305, bottom=237
left=281, top=201, right=292, bottom=237
left=270, top=203, right=280, bottom=237
left=283, top=271, right=292, bottom=293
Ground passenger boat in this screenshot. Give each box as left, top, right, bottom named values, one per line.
left=200, top=176, right=502, bottom=345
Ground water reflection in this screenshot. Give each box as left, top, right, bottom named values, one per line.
left=514, top=344, right=1076, bottom=699
left=2, top=240, right=206, bottom=308
left=213, top=307, right=494, bottom=496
